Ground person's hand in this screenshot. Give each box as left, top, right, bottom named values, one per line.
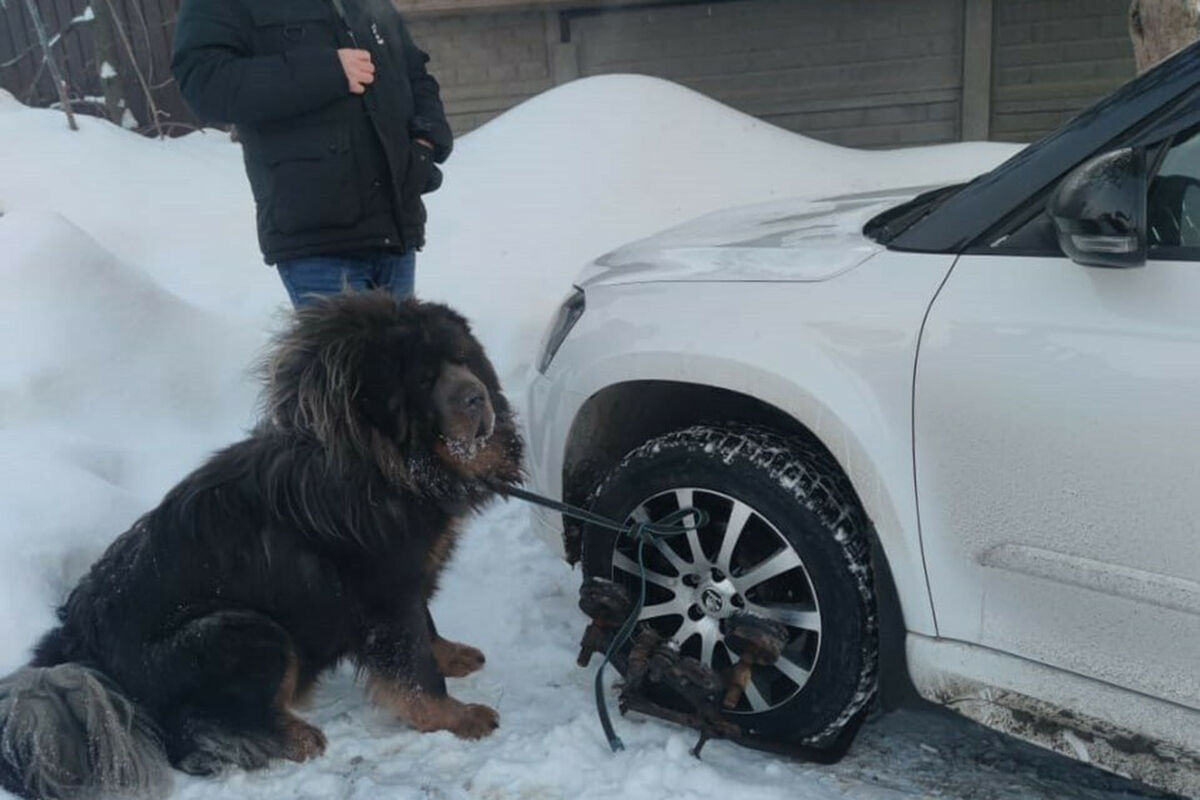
left=338, top=48, right=375, bottom=94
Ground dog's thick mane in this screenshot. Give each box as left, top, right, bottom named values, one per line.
left=255, top=291, right=521, bottom=526
left=261, top=293, right=410, bottom=484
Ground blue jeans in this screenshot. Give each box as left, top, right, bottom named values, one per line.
left=276, top=250, right=416, bottom=308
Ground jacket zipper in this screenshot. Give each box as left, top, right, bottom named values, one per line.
left=328, top=0, right=404, bottom=250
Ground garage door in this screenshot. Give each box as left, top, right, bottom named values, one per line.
left=570, top=0, right=964, bottom=148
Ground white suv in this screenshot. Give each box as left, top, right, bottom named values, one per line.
left=523, top=42, right=1200, bottom=797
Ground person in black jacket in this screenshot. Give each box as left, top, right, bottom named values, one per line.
left=170, top=0, right=452, bottom=306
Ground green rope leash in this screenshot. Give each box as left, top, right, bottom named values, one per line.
left=489, top=482, right=709, bottom=752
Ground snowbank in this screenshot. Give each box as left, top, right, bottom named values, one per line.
left=0, top=88, right=270, bottom=319
left=1, top=77, right=1116, bottom=800
left=419, top=76, right=1018, bottom=384
left=0, top=211, right=264, bottom=672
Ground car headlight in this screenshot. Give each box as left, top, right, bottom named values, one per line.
left=538, top=287, right=585, bottom=374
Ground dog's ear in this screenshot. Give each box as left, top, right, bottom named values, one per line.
left=358, top=326, right=412, bottom=444
left=358, top=379, right=409, bottom=445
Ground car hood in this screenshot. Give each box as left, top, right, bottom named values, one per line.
left=577, top=185, right=942, bottom=287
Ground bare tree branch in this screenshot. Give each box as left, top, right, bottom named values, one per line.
left=2, top=42, right=39, bottom=69
left=19, top=0, right=78, bottom=130
left=125, top=0, right=155, bottom=84
left=101, top=0, right=163, bottom=136
left=22, top=58, right=48, bottom=102
left=2, top=12, right=93, bottom=69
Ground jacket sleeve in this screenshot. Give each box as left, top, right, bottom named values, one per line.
left=171, top=0, right=348, bottom=126
left=396, top=20, right=453, bottom=163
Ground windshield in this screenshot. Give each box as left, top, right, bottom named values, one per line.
left=866, top=40, right=1200, bottom=254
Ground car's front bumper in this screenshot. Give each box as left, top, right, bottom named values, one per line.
left=522, top=369, right=587, bottom=560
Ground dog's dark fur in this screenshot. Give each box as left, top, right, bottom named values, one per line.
left=0, top=292, right=523, bottom=799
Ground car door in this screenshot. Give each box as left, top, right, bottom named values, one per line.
left=912, top=127, right=1200, bottom=710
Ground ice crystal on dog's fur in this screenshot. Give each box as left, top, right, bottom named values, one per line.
left=441, top=433, right=492, bottom=463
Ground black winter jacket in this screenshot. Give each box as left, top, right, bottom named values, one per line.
left=170, top=0, right=452, bottom=263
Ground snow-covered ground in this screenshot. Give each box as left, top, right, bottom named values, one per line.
left=0, top=76, right=1172, bottom=799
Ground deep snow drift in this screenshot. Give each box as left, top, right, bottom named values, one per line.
left=0, top=77, right=1165, bottom=799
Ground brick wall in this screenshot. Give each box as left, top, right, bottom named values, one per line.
left=408, top=11, right=555, bottom=133
left=409, top=0, right=969, bottom=147
left=990, top=0, right=1135, bottom=141
left=409, top=0, right=1138, bottom=147
left=571, top=0, right=964, bottom=148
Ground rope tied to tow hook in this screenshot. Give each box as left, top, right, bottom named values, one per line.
left=487, top=481, right=710, bottom=753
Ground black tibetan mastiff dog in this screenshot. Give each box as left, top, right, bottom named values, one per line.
left=0, top=292, right=523, bottom=799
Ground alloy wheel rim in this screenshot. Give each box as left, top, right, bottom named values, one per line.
left=610, top=487, right=822, bottom=714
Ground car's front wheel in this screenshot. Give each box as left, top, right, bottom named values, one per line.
left=582, top=425, right=877, bottom=745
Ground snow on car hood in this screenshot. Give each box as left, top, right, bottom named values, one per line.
left=578, top=185, right=941, bottom=286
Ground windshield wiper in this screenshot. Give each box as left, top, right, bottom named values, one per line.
left=863, top=183, right=966, bottom=245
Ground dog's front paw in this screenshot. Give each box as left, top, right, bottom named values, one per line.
left=451, top=703, right=499, bottom=740
left=279, top=715, right=327, bottom=762
left=367, top=675, right=498, bottom=739
left=433, top=638, right=486, bottom=678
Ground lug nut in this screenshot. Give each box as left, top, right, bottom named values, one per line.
left=710, top=568, right=725, bottom=582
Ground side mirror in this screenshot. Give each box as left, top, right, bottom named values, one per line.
left=1047, top=148, right=1147, bottom=268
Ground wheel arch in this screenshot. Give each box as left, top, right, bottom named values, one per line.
left=560, top=379, right=917, bottom=709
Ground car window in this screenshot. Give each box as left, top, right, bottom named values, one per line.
left=983, top=126, right=1200, bottom=260
left=1147, top=126, right=1200, bottom=253
left=984, top=204, right=1059, bottom=255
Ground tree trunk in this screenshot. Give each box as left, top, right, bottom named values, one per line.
left=1129, top=0, right=1200, bottom=74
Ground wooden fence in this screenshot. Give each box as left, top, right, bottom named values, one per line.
left=1, top=0, right=197, bottom=134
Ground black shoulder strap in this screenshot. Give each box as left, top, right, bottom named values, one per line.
left=327, top=0, right=361, bottom=47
